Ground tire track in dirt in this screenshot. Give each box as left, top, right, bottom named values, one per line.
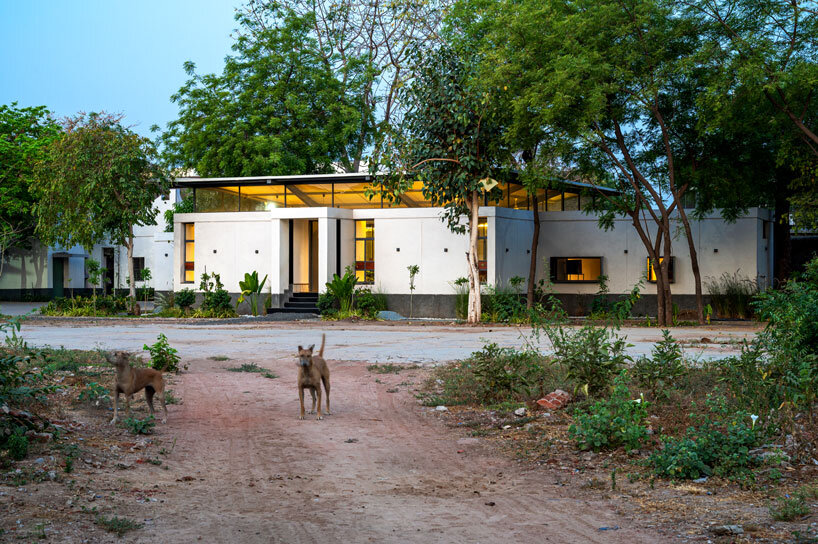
left=130, top=353, right=664, bottom=543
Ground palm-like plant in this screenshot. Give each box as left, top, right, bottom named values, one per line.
left=325, top=267, right=357, bottom=313
left=238, top=271, right=268, bottom=316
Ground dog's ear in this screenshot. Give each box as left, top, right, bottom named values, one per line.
left=298, top=345, right=303, bottom=352
left=308, top=344, right=315, bottom=352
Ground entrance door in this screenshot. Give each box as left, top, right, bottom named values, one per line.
left=308, top=220, right=318, bottom=292
left=52, top=257, right=64, bottom=298
left=103, top=248, right=115, bottom=295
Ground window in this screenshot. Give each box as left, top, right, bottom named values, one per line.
left=550, top=257, right=602, bottom=283
left=647, top=256, right=675, bottom=283
left=183, top=223, right=195, bottom=283
left=477, top=217, right=488, bottom=283
left=132, top=257, right=146, bottom=281
left=355, top=220, right=374, bottom=284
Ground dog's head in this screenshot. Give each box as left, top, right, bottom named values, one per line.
left=297, top=344, right=315, bottom=368
left=105, top=350, right=131, bottom=370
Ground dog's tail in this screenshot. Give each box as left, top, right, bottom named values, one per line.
left=318, top=333, right=326, bottom=358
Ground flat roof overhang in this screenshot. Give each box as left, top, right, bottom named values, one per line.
left=173, top=172, right=373, bottom=188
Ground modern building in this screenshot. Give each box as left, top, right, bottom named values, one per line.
left=170, top=173, right=774, bottom=317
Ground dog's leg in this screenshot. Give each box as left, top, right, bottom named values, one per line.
left=309, top=388, right=316, bottom=414
left=111, top=389, right=120, bottom=424
left=298, top=386, right=305, bottom=420
left=322, top=375, right=331, bottom=415
left=157, top=382, right=168, bottom=424
left=124, top=394, right=131, bottom=420
left=315, top=386, right=323, bottom=421
left=145, top=387, right=156, bottom=419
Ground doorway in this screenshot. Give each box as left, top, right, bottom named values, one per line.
left=52, top=257, right=65, bottom=298
left=103, top=248, right=115, bottom=295
left=308, top=220, right=318, bottom=292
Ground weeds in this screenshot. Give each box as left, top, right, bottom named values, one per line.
left=77, top=382, right=109, bottom=405
left=95, top=515, right=143, bottom=537
left=227, top=363, right=277, bottom=379
left=143, top=333, right=184, bottom=373
left=632, top=330, right=686, bottom=400
left=550, top=326, right=630, bottom=397
left=770, top=494, right=811, bottom=521
left=122, top=416, right=156, bottom=435
left=367, top=363, right=409, bottom=374
left=705, top=270, right=758, bottom=319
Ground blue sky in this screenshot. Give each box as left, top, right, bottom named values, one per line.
left=0, top=1, right=241, bottom=136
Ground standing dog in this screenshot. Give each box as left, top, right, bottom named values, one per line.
left=297, top=334, right=331, bottom=420
left=106, top=351, right=168, bottom=424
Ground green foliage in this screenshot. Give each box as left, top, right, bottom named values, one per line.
left=325, top=267, right=357, bottom=313
left=355, top=287, right=386, bottom=318
left=649, top=396, right=759, bottom=480
left=153, top=290, right=175, bottom=313
left=85, top=259, right=103, bottom=298
left=39, top=295, right=128, bottom=316
left=175, top=288, right=195, bottom=311
left=227, top=363, right=277, bottom=379
left=160, top=4, right=365, bottom=177
left=568, top=373, right=648, bottom=452
left=237, top=270, right=268, bottom=316
left=452, top=277, right=469, bottom=320
left=31, top=112, right=169, bottom=302
left=769, top=494, right=811, bottom=522
left=482, top=278, right=527, bottom=323
left=0, top=103, right=61, bottom=256
left=316, top=292, right=337, bottom=316
left=199, top=272, right=235, bottom=316
left=3, top=426, right=28, bottom=460
left=78, top=382, right=109, bottom=405
left=705, top=271, right=759, bottom=319
left=123, top=415, right=156, bottom=435
left=633, top=330, right=686, bottom=399
left=550, top=326, right=631, bottom=397
left=163, top=194, right=195, bottom=232
left=143, top=333, right=182, bottom=373
left=95, top=515, right=143, bottom=537
left=407, top=264, right=420, bottom=318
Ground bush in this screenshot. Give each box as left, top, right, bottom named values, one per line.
left=649, top=395, right=759, bottom=480
left=550, top=325, right=631, bottom=396
left=325, top=267, right=357, bottom=312
left=175, top=289, right=195, bottom=311
left=769, top=494, right=811, bottom=521
left=705, top=270, right=759, bottom=319
left=199, top=272, right=236, bottom=316
left=482, top=277, right=528, bottom=323
left=633, top=329, right=686, bottom=399
left=317, top=292, right=337, bottom=315
left=569, top=372, right=648, bottom=452
left=78, top=382, right=109, bottom=404
left=143, top=333, right=183, bottom=373
left=355, top=288, right=387, bottom=317
left=39, top=294, right=128, bottom=316
left=3, top=426, right=29, bottom=460
left=452, top=277, right=469, bottom=320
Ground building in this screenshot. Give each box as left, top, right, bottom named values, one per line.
left=171, top=173, right=773, bottom=317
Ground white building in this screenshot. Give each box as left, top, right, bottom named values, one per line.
left=170, top=173, right=773, bottom=317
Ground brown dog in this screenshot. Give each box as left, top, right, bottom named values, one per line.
left=106, top=351, right=168, bottom=424
left=297, top=334, right=331, bottom=420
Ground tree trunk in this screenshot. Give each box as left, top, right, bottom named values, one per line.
left=466, top=189, right=482, bottom=324
left=661, top=225, right=674, bottom=325
left=527, top=193, right=540, bottom=309
left=126, top=227, right=136, bottom=309
left=773, top=193, right=791, bottom=286
left=676, top=206, right=704, bottom=323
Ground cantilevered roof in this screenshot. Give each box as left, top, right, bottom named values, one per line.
left=173, top=172, right=372, bottom=188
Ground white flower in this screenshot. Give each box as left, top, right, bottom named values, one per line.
left=750, top=414, right=759, bottom=429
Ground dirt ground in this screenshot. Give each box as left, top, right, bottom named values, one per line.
left=1, top=320, right=767, bottom=543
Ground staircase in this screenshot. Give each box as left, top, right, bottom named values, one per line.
left=267, top=292, right=319, bottom=315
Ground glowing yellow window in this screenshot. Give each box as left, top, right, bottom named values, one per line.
left=184, top=223, right=195, bottom=283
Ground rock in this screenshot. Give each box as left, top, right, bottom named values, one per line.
left=514, top=407, right=527, bottom=417
left=33, top=458, right=45, bottom=465
left=536, top=390, right=572, bottom=410
left=700, top=337, right=713, bottom=343
left=709, top=525, right=743, bottom=536
left=692, top=477, right=708, bottom=483
left=435, top=406, right=448, bottom=412
left=378, top=311, right=404, bottom=321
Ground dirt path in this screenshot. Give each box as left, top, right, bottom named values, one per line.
left=91, top=353, right=658, bottom=544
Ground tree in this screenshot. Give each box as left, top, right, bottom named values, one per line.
left=32, top=112, right=169, bottom=307
left=487, top=0, right=710, bottom=325
left=238, top=0, right=450, bottom=172
left=160, top=5, right=366, bottom=177
left=372, top=45, right=507, bottom=323
left=0, top=103, right=60, bottom=278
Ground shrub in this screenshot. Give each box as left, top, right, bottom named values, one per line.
left=705, top=270, right=759, bottom=319
left=199, top=272, right=235, bottom=315
left=38, top=294, right=128, bottom=316
left=317, top=292, right=338, bottom=315
left=153, top=291, right=175, bottom=312
left=95, top=515, right=143, bottom=537
left=175, top=288, right=195, bottom=311
left=325, top=267, right=357, bottom=312
left=78, top=382, right=109, bottom=404
left=649, top=395, right=758, bottom=480
left=569, top=372, right=648, bottom=452
left=482, top=277, right=527, bottom=323
left=355, top=288, right=386, bottom=317
left=769, top=494, right=811, bottom=521
left=3, top=426, right=29, bottom=460
left=452, top=277, right=469, bottom=320
left=633, top=329, right=686, bottom=399
left=550, top=325, right=631, bottom=396
left=469, top=343, right=546, bottom=403
left=143, top=333, right=183, bottom=373
left=123, top=415, right=155, bottom=435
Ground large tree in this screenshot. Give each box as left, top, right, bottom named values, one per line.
left=372, top=45, right=507, bottom=323
left=160, top=5, right=365, bottom=177
left=487, top=0, right=710, bottom=325
left=32, top=112, right=169, bottom=305
left=237, top=0, right=450, bottom=172
left=0, top=103, right=60, bottom=277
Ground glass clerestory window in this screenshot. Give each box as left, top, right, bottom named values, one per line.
left=355, top=220, right=374, bottom=284
left=183, top=223, right=195, bottom=283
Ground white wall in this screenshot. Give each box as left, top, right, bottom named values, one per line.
left=0, top=244, right=49, bottom=290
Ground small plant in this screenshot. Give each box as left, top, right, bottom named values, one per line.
left=200, top=272, right=235, bottom=315
left=550, top=325, right=631, bottom=396
left=78, top=382, right=110, bottom=405
left=705, top=270, right=758, bottom=319
left=143, top=333, right=182, bottom=373
left=237, top=270, right=268, bottom=316
left=123, top=415, right=156, bottom=435
left=164, top=390, right=181, bottom=405
left=208, top=355, right=230, bottom=361
left=227, top=363, right=275, bottom=378
left=704, top=303, right=713, bottom=324
left=568, top=372, right=649, bottom=452
left=95, top=515, right=143, bottom=537
left=367, top=363, right=406, bottom=374
left=355, top=287, right=387, bottom=318
left=86, top=259, right=104, bottom=312
left=4, top=426, right=29, bottom=460
left=769, top=494, right=811, bottom=521
left=317, top=292, right=338, bottom=316
left=175, top=288, right=195, bottom=311
left=407, top=264, right=420, bottom=318
left=60, top=443, right=80, bottom=473
left=451, top=277, right=469, bottom=320
left=632, top=329, right=686, bottom=399
left=140, top=267, right=152, bottom=305
left=325, top=267, right=357, bottom=313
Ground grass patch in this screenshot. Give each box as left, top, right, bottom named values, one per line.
left=95, top=515, right=143, bottom=537
left=38, top=347, right=110, bottom=373
left=208, top=355, right=230, bottom=361
left=164, top=390, right=181, bottom=405
left=367, top=363, right=417, bottom=374
left=226, top=363, right=277, bottom=379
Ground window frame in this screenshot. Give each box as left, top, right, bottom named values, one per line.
left=477, top=217, right=488, bottom=283
left=549, top=256, right=604, bottom=283
left=354, top=219, right=375, bottom=284
left=132, top=257, right=146, bottom=282
left=646, top=256, right=675, bottom=283
left=183, top=223, right=195, bottom=284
